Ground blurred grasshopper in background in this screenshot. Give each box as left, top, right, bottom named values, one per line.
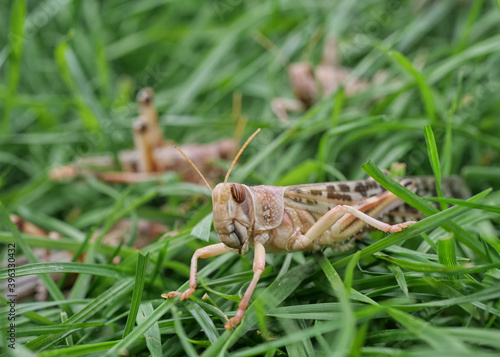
left=270, top=36, right=389, bottom=122
left=5, top=215, right=167, bottom=301
left=164, top=129, right=470, bottom=329
left=50, top=88, right=241, bottom=185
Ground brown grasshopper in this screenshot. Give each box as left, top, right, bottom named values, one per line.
left=6, top=215, right=167, bottom=300
left=163, top=129, right=469, bottom=329
left=49, top=88, right=239, bottom=185
left=271, top=37, right=387, bottom=122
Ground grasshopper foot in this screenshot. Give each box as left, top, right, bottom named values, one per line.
left=388, top=220, right=417, bottom=233
left=224, top=310, right=245, bottom=330
left=162, top=287, right=196, bottom=301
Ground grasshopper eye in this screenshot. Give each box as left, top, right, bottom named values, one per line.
left=230, top=184, right=246, bottom=203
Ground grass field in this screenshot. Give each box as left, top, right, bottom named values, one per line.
left=1, top=0, right=500, bottom=356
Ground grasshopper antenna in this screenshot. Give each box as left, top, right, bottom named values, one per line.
left=175, top=146, right=213, bottom=194
left=224, top=128, right=261, bottom=184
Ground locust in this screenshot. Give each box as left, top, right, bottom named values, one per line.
left=49, top=88, right=240, bottom=185
left=163, top=129, right=469, bottom=329
left=271, top=37, right=384, bottom=122
left=7, top=215, right=167, bottom=301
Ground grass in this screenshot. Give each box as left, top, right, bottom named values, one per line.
left=1, top=0, right=500, bottom=356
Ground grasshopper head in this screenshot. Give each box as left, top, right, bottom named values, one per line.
left=212, top=183, right=253, bottom=251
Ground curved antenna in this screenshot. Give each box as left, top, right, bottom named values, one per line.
left=174, top=146, right=213, bottom=194
left=224, top=128, right=261, bottom=184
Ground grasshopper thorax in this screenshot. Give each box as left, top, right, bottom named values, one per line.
left=213, top=183, right=254, bottom=251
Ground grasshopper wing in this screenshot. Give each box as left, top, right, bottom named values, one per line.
left=284, top=180, right=386, bottom=215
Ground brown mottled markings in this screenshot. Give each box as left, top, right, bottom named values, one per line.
left=326, top=192, right=352, bottom=201
left=354, top=183, right=368, bottom=197
left=311, top=189, right=322, bottom=196
left=418, top=178, right=436, bottom=196
left=338, top=183, right=350, bottom=192
left=306, top=199, right=317, bottom=205
left=326, top=184, right=352, bottom=200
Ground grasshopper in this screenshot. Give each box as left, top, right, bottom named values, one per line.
left=7, top=215, right=167, bottom=301
left=271, top=37, right=386, bottom=122
left=163, top=129, right=469, bottom=329
left=49, top=88, right=239, bottom=185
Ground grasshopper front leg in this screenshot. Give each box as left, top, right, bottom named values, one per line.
left=225, top=236, right=267, bottom=329
left=289, top=189, right=417, bottom=250
left=162, top=243, right=228, bottom=300
left=271, top=98, right=306, bottom=122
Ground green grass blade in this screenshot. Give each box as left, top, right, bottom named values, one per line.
left=2, top=0, right=26, bottom=134
left=230, top=320, right=342, bottom=357
left=331, top=87, right=345, bottom=128
left=173, top=305, right=199, bottom=357
left=0, top=202, right=68, bottom=310
left=454, top=0, right=485, bottom=53
left=361, top=160, right=490, bottom=260
left=137, top=302, right=163, bottom=357
left=17, top=323, right=104, bottom=337
left=185, top=300, right=220, bottom=344
left=422, top=277, right=478, bottom=318
left=0, top=232, right=136, bottom=256
left=425, top=197, right=500, bottom=214
left=462, top=166, right=500, bottom=180
left=37, top=341, right=119, bottom=357
left=318, top=255, right=355, bottom=356
left=191, top=213, right=213, bottom=242
left=424, top=125, right=446, bottom=210
left=437, top=233, right=458, bottom=270
left=202, top=261, right=315, bottom=357
left=0, top=262, right=133, bottom=279
left=123, top=253, right=149, bottom=337
left=105, top=300, right=174, bottom=356
left=390, top=51, right=437, bottom=125
left=344, top=251, right=361, bottom=294
left=55, top=40, right=100, bottom=131
left=385, top=307, right=469, bottom=352
left=387, top=264, right=409, bottom=297
left=333, top=187, right=490, bottom=269
left=60, top=311, right=73, bottom=346
left=26, top=277, right=134, bottom=352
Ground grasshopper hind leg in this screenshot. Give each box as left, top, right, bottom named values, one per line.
left=288, top=188, right=417, bottom=251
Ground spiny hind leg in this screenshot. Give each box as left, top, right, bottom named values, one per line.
left=289, top=189, right=417, bottom=250
left=162, top=243, right=228, bottom=300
